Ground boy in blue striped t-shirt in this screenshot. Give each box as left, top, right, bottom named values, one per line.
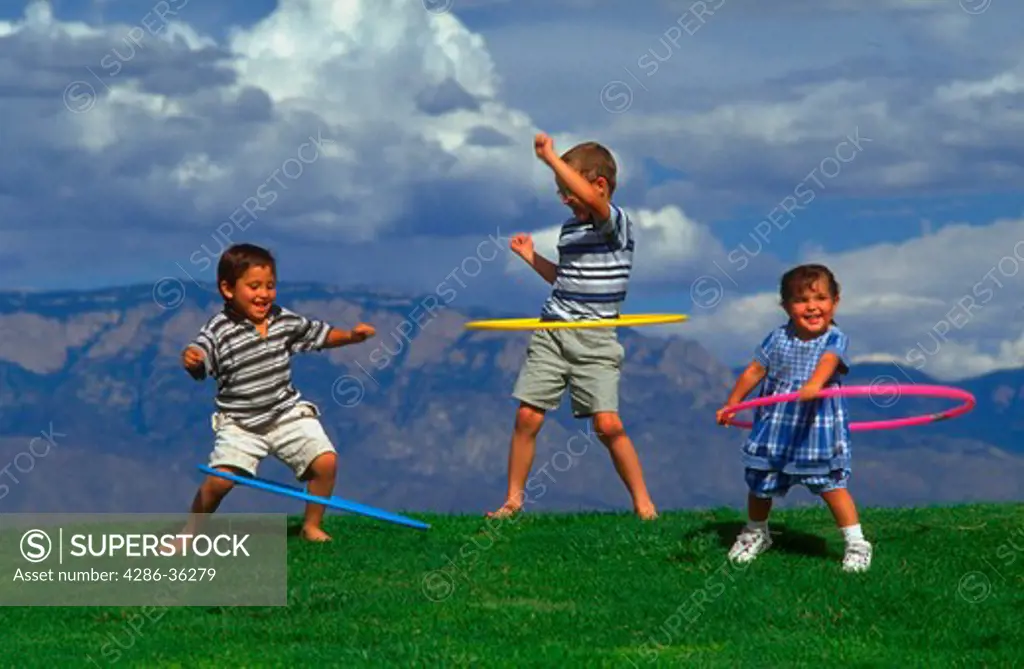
left=487, top=133, right=657, bottom=521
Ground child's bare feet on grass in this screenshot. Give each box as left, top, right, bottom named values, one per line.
left=485, top=501, right=522, bottom=519
left=636, top=503, right=658, bottom=521
left=160, top=535, right=191, bottom=557
left=301, top=526, right=332, bottom=542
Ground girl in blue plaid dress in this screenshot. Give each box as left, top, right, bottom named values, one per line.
left=716, top=264, right=872, bottom=572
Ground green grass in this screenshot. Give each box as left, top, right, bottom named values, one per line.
left=6, top=503, right=1023, bottom=667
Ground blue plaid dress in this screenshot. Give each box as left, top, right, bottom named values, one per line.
left=741, top=323, right=852, bottom=476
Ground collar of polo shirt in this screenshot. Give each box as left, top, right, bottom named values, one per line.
left=222, top=302, right=282, bottom=326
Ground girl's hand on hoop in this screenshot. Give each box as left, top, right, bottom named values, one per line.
left=798, top=383, right=822, bottom=401
left=715, top=406, right=732, bottom=426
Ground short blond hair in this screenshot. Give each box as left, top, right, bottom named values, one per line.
left=561, top=142, right=617, bottom=194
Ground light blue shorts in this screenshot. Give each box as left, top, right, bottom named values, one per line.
left=745, top=468, right=850, bottom=498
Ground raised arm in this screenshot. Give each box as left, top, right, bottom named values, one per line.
left=536, top=133, right=611, bottom=222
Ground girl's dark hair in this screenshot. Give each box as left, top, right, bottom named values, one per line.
left=217, top=244, right=276, bottom=289
left=780, top=264, right=840, bottom=304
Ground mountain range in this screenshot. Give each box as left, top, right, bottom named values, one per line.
left=0, top=283, right=1020, bottom=518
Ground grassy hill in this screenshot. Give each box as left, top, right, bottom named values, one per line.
left=6, top=503, right=1023, bottom=667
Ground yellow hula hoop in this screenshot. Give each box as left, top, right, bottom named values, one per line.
left=463, top=313, right=688, bottom=331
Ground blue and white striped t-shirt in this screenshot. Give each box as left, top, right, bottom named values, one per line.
left=188, top=304, right=332, bottom=430
left=540, top=203, right=634, bottom=321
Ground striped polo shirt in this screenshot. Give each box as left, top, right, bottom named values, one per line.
left=188, top=304, right=332, bottom=430
left=540, top=202, right=635, bottom=321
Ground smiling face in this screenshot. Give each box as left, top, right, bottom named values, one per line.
left=220, top=264, right=276, bottom=324
left=784, top=277, right=838, bottom=338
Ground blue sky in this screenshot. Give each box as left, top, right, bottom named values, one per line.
left=2, top=0, right=1023, bottom=379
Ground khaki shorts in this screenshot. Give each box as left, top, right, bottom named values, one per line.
left=208, top=401, right=335, bottom=480
left=512, top=328, right=625, bottom=417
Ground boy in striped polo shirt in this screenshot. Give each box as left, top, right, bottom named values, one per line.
left=181, top=244, right=376, bottom=542
left=487, top=133, right=658, bottom=520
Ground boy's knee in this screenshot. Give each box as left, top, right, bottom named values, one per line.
left=301, top=451, right=337, bottom=480
left=514, top=404, right=545, bottom=435
left=592, top=413, right=624, bottom=441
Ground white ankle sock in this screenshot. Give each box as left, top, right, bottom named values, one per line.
left=841, top=524, right=864, bottom=544
left=748, top=520, right=768, bottom=532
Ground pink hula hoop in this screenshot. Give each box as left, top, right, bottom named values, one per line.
left=720, top=384, right=976, bottom=432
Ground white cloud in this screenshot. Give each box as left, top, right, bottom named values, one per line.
left=4, top=0, right=745, bottom=295
left=3, top=0, right=1024, bottom=390
left=520, top=2, right=1024, bottom=214
left=0, top=0, right=542, bottom=247
left=5, top=0, right=1019, bottom=245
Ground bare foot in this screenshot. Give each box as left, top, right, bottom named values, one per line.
left=301, top=526, right=332, bottom=542
left=160, top=535, right=191, bottom=556
left=485, top=502, right=522, bottom=519
left=636, top=504, right=658, bottom=521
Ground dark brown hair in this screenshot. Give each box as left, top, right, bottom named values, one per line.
left=561, top=142, right=617, bottom=194
left=217, top=243, right=276, bottom=292
left=780, top=264, right=840, bottom=304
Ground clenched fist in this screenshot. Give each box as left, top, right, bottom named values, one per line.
left=182, top=346, right=205, bottom=371
left=350, top=323, right=376, bottom=342
left=509, top=233, right=535, bottom=262
left=715, top=405, right=733, bottom=426
left=534, top=132, right=556, bottom=162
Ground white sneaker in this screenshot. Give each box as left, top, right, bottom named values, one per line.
left=842, top=540, right=873, bottom=572
left=728, top=526, right=772, bottom=563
